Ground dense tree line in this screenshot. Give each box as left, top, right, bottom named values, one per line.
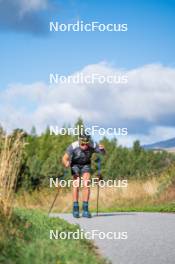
left=1, top=121, right=174, bottom=190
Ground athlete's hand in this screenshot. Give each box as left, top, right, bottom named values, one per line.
left=99, top=144, right=105, bottom=150
left=65, top=161, right=70, bottom=168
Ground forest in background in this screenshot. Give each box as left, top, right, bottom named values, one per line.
left=1, top=118, right=175, bottom=192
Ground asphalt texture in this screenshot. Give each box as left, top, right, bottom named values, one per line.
left=49, top=212, right=175, bottom=264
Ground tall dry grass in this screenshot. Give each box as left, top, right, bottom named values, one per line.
left=0, top=131, right=26, bottom=218
left=14, top=159, right=175, bottom=213
left=15, top=178, right=160, bottom=213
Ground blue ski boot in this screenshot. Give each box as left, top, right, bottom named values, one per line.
left=73, top=202, right=80, bottom=218
left=82, top=201, right=91, bottom=218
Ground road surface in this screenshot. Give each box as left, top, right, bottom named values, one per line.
left=50, top=212, right=175, bottom=264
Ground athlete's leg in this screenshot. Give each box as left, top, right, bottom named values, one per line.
left=71, top=165, right=80, bottom=218
left=82, top=166, right=91, bottom=218
left=72, top=174, right=80, bottom=202
left=71, top=165, right=81, bottom=201
left=82, top=172, right=91, bottom=202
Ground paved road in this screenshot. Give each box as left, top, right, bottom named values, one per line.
left=50, top=212, right=175, bottom=264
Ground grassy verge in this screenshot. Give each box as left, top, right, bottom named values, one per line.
left=96, top=201, right=175, bottom=213
left=15, top=182, right=175, bottom=214
left=0, top=208, right=108, bottom=264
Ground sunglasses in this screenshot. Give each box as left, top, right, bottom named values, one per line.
left=81, top=143, right=89, bottom=146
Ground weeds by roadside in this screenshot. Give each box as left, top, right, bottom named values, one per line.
left=0, top=130, right=26, bottom=218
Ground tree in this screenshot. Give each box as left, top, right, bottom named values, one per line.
left=133, top=140, right=142, bottom=155
left=30, top=126, right=37, bottom=136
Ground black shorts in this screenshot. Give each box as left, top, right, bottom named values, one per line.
left=71, top=164, right=91, bottom=176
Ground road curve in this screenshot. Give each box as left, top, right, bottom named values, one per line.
left=50, top=212, right=175, bottom=264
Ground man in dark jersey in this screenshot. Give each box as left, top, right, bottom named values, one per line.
left=62, top=134, right=105, bottom=218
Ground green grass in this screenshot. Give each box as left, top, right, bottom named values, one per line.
left=0, top=209, right=108, bottom=264
left=94, top=202, right=175, bottom=213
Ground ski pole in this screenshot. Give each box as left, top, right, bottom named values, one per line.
left=48, top=171, right=67, bottom=215
left=96, top=157, right=101, bottom=216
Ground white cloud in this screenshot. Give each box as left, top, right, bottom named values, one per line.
left=118, top=126, right=175, bottom=147
left=18, top=0, right=48, bottom=15
left=0, top=0, right=50, bottom=34
left=1, top=63, right=175, bottom=145
left=119, top=64, right=175, bottom=121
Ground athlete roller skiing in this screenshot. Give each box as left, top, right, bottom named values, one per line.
left=62, top=133, right=105, bottom=218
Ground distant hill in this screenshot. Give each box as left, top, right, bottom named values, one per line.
left=143, top=137, right=175, bottom=150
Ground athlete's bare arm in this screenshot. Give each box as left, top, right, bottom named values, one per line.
left=62, top=153, right=70, bottom=168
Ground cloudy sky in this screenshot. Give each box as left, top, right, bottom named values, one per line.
left=0, top=0, right=175, bottom=146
